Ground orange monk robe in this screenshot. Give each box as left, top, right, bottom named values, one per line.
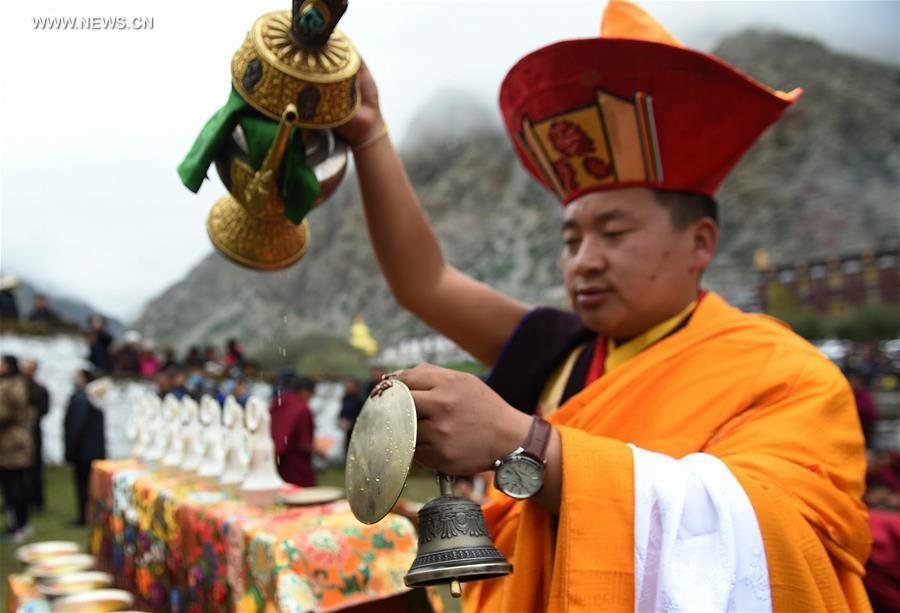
left=465, top=292, right=871, bottom=612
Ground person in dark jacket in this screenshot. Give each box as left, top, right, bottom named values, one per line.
left=28, top=294, right=61, bottom=325
left=0, top=275, right=20, bottom=322
left=270, top=372, right=317, bottom=487
left=184, top=345, right=204, bottom=368
left=0, top=355, right=32, bottom=541
left=86, top=316, right=113, bottom=373
left=338, top=377, right=364, bottom=457
left=22, top=360, right=50, bottom=513
left=64, top=369, right=106, bottom=526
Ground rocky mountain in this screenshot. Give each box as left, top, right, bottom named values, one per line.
left=134, top=30, right=899, bottom=360
left=712, top=30, right=899, bottom=287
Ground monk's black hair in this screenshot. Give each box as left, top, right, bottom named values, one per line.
left=653, top=190, right=718, bottom=230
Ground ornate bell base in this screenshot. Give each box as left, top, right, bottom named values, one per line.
left=207, top=194, right=311, bottom=271
left=404, top=559, right=513, bottom=588
left=404, top=495, right=512, bottom=592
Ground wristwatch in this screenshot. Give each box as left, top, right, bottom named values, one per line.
left=493, top=416, right=552, bottom=499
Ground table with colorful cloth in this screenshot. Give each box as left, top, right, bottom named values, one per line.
left=88, top=459, right=421, bottom=612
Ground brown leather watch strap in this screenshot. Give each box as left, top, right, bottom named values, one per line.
left=522, top=416, right=552, bottom=463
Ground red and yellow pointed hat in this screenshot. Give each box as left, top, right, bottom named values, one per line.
left=499, top=0, right=801, bottom=203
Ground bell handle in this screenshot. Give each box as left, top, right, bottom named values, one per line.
left=437, top=473, right=455, bottom=497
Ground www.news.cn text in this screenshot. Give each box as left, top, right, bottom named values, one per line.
left=32, top=16, right=155, bottom=31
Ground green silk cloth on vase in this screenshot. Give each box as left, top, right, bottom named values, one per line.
left=177, top=88, right=320, bottom=224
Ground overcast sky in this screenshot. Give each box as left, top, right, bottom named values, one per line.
left=1, top=0, right=897, bottom=321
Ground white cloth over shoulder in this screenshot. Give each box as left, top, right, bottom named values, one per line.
left=630, top=446, right=772, bottom=612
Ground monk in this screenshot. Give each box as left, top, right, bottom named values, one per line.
left=336, top=1, right=871, bottom=610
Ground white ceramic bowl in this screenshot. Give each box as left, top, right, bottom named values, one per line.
left=29, top=554, right=95, bottom=581
left=16, top=541, right=81, bottom=565
left=51, top=588, right=134, bottom=612
left=280, top=486, right=344, bottom=506
left=38, top=571, right=113, bottom=598
left=240, top=486, right=281, bottom=507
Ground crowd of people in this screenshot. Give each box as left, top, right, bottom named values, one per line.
left=0, top=276, right=68, bottom=327
left=841, top=343, right=900, bottom=527
left=1, top=285, right=299, bottom=543
left=0, top=350, right=323, bottom=543
left=86, top=314, right=257, bottom=384
left=0, top=317, right=383, bottom=542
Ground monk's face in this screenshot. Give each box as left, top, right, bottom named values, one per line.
left=560, top=187, right=716, bottom=339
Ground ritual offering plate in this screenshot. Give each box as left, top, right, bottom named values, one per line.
left=51, top=589, right=134, bottom=612
left=280, top=486, right=344, bottom=506
left=16, top=541, right=80, bottom=565
left=345, top=380, right=417, bottom=524
left=38, top=572, right=113, bottom=598
left=29, top=554, right=95, bottom=581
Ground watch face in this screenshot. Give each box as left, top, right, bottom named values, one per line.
left=496, top=456, right=544, bottom=499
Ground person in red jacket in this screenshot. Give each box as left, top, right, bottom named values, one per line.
left=269, top=371, right=317, bottom=487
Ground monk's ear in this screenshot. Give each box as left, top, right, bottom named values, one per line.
left=689, top=218, right=718, bottom=273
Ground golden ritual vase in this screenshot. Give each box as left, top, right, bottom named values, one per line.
left=207, top=0, right=359, bottom=271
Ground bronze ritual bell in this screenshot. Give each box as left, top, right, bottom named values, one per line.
left=346, top=380, right=512, bottom=598
left=179, top=0, right=359, bottom=271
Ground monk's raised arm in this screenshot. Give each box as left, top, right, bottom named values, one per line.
left=337, top=63, right=528, bottom=365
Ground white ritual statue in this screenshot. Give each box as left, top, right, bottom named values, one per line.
left=142, top=394, right=165, bottom=466
left=126, top=394, right=146, bottom=458
left=161, top=394, right=186, bottom=468
left=219, top=396, right=250, bottom=486
left=197, top=395, right=226, bottom=480
left=180, top=396, right=204, bottom=473
left=240, top=396, right=286, bottom=507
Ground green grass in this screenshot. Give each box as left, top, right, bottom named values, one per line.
left=2, top=465, right=462, bottom=612
left=1, top=465, right=89, bottom=608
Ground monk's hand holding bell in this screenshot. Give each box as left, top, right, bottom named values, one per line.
left=397, top=364, right=533, bottom=476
